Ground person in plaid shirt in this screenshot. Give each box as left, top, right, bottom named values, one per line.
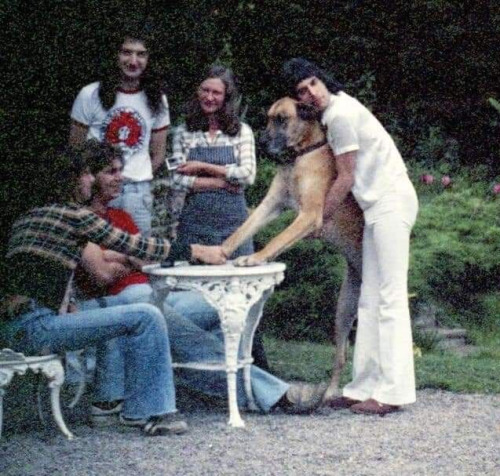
left=73, top=154, right=313, bottom=421
left=2, top=141, right=225, bottom=436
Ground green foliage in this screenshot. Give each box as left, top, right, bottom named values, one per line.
left=414, top=352, right=500, bottom=393
left=488, top=97, right=500, bottom=114
left=266, top=335, right=500, bottom=393
left=264, top=336, right=350, bottom=384
left=412, top=326, right=443, bottom=352
left=410, top=179, right=500, bottom=328
left=246, top=156, right=277, bottom=207
left=248, top=158, right=499, bottom=342
left=1, top=0, right=499, bottom=332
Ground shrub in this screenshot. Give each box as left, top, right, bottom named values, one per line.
left=410, top=184, right=500, bottom=328
left=256, top=220, right=347, bottom=342
left=250, top=159, right=499, bottom=341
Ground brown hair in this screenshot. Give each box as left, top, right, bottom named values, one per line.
left=185, top=64, right=241, bottom=136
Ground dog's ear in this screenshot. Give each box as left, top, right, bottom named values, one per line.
left=296, top=102, right=321, bottom=122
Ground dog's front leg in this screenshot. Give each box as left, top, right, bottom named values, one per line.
left=222, top=173, right=287, bottom=259
left=237, top=206, right=322, bottom=266
left=233, top=166, right=328, bottom=266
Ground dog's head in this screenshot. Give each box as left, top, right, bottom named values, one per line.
left=260, top=97, right=322, bottom=163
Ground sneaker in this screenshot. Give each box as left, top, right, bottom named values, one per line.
left=90, top=401, right=123, bottom=426
left=119, top=414, right=148, bottom=427
left=143, top=412, right=189, bottom=436
left=281, top=382, right=327, bottom=414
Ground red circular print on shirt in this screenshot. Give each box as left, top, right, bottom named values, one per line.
left=101, top=107, right=145, bottom=154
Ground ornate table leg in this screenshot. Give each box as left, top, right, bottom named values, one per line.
left=0, top=369, right=17, bottom=439
left=31, top=359, right=74, bottom=440
left=182, top=275, right=282, bottom=427
left=212, top=277, right=249, bottom=428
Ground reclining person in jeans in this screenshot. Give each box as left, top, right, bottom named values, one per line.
left=75, top=150, right=326, bottom=420
left=1, top=141, right=226, bottom=436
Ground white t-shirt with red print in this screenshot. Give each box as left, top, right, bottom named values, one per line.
left=71, top=81, right=170, bottom=181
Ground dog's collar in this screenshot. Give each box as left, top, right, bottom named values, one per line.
left=295, top=139, right=328, bottom=158
left=269, top=139, right=328, bottom=165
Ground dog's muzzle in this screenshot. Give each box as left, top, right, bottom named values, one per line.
left=260, top=130, right=295, bottom=165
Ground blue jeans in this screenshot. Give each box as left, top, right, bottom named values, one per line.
left=5, top=301, right=177, bottom=419
left=166, top=290, right=220, bottom=334
left=109, top=181, right=153, bottom=237
left=85, top=284, right=288, bottom=412
left=166, top=290, right=271, bottom=370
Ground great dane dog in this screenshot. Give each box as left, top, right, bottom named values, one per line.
left=222, top=97, right=364, bottom=403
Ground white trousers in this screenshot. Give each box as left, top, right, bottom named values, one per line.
left=344, top=175, right=419, bottom=405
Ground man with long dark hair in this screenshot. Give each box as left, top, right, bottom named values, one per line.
left=75, top=146, right=324, bottom=419
left=1, top=141, right=225, bottom=436
left=69, top=29, right=168, bottom=236
left=282, top=58, right=419, bottom=416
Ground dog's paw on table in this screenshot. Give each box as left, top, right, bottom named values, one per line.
left=232, top=255, right=268, bottom=267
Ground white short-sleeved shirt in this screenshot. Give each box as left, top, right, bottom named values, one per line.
left=321, top=92, right=407, bottom=216
left=71, top=81, right=170, bottom=181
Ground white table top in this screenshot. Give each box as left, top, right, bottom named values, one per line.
left=143, top=261, right=286, bottom=278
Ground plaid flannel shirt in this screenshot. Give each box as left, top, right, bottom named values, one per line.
left=7, top=203, right=172, bottom=269
left=167, top=122, right=256, bottom=191
left=6, top=203, right=179, bottom=310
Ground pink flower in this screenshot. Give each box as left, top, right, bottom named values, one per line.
left=441, top=175, right=452, bottom=187
left=493, top=183, right=500, bottom=195
left=420, top=174, right=434, bottom=185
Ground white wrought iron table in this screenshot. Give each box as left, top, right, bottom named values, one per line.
left=143, top=261, right=286, bottom=427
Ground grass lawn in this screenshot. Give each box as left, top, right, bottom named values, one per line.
left=264, top=334, right=500, bottom=394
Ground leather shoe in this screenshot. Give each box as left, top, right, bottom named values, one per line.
left=350, top=398, right=400, bottom=416
left=324, top=396, right=361, bottom=410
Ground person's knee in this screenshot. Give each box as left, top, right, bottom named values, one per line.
left=128, top=303, right=167, bottom=331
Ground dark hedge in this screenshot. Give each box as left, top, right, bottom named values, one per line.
left=1, top=0, right=499, bottom=286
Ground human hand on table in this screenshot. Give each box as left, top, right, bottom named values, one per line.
left=190, top=244, right=227, bottom=265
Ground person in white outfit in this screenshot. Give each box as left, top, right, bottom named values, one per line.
left=282, top=58, right=419, bottom=415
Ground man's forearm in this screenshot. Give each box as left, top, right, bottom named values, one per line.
left=323, top=176, right=353, bottom=219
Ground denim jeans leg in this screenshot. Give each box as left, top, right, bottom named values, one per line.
left=76, top=284, right=155, bottom=401
left=110, top=181, right=153, bottom=237
left=165, top=290, right=219, bottom=331
left=12, top=302, right=176, bottom=419
left=162, top=303, right=288, bottom=412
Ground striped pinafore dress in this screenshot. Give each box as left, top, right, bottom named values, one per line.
left=176, top=141, right=254, bottom=258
